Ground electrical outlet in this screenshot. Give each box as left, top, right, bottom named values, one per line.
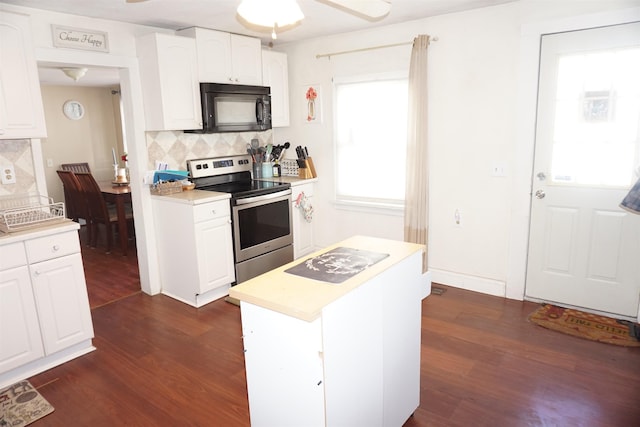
left=1, top=164, right=16, bottom=185
left=491, top=164, right=507, bottom=177
left=47, top=158, right=54, bottom=167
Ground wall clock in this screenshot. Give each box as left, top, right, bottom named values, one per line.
left=63, top=100, right=85, bottom=120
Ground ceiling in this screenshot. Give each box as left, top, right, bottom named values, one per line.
left=3, top=0, right=516, bottom=86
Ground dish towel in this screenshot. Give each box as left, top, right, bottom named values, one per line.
left=620, top=177, right=640, bottom=215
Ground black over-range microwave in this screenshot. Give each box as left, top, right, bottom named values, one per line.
left=195, top=82, right=272, bottom=133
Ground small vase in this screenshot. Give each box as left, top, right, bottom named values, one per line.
left=307, top=99, right=315, bottom=121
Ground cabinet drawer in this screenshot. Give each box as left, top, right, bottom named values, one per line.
left=0, top=242, right=27, bottom=269
left=25, top=231, right=80, bottom=264
left=292, top=183, right=314, bottom=199
left=193, top=202, right=230, bottom=223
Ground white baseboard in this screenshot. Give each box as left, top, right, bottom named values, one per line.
left=430, top=269, right=506, bottom=298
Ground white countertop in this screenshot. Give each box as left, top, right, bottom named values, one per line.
left=0, top=219, right=80, bottom=245
left=229, top=235, right=425, bottom=322
left=150, top=189, right=230, bottom=205
left=256, top=176, right=318, bottom=186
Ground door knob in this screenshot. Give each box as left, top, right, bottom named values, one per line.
left=535, top=189, right=546, bottom=199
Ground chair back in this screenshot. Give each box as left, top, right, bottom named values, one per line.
left=61, top=162, right=91, bottom=174
left=56, top=170, right=88, bottom=222
left=74, top=172, right=111, bottom=224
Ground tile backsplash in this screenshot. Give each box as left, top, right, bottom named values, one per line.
left=146, top=130, right=273, bottom=170
left=0, top=130, right=272, bottom=198
left=0, top=140, right=36, bottom=197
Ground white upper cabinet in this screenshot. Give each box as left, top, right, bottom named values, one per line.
left=136, top=33, right=202, bottom=131
left=262, top=49, right=290, bottom=127
left=178, top=27, right=263, bottom=85
left=0, top=11, right=47, bottom=139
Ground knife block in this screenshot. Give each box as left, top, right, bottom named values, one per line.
left=298, top=157, right=317, bottom=179
left=298, top=165, right=314, bottom=179
left=298, top=157, right=318, bottom=179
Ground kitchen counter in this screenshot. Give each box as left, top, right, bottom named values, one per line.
left=229, top=235, right=424, bottom=321
left=255, top=175, right=318, bottom=187
left=233, top=235, right=425, bottom=426
left=149, top=189, right=230, bottom=205
left=0, top=219, right=79, bottom=245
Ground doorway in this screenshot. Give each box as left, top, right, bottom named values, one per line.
left=37, top=63, right=142, bottom=307
left=525, top=22, right=640, bottom=319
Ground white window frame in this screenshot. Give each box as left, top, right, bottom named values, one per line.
left=332, top=72, right=408, bottom=215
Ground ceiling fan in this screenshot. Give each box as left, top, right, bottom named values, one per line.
left=124, top=0, right=392, bottom=21
left=318, top=0, right=391, bottom=20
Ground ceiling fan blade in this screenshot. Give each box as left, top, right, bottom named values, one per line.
left=319, top=0, right=391, bottom=19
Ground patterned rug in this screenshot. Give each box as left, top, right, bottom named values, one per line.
left=529, top=304, right=640, bottom=347
left=0, top=380, right=54, bottom=426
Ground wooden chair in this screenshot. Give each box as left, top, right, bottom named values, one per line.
left=75, top=172, right=133, bottom=254
left=60, top=162, right=91, bottom=173
left=56, top=170, right=92, bottom=244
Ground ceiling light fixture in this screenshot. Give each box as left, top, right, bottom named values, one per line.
left=61, top=67, right=88, bottom=82
left=237, top=0, right=304, bottom=39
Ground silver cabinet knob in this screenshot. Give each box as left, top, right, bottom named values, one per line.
left=536, top=172, right=546, bottom=181
left=535, top=189, right=546, bottom=199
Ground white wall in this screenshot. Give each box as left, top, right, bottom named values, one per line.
left=274, top=0, right=640, bottom=298
left=40, top=85, right=122, bottom=204
left=3, top=0, right=638, bottom=301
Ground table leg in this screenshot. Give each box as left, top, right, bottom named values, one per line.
left=115, top=196, right=128, bottom=256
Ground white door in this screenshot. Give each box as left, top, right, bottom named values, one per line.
left=526, top=22, right=640, bottom=319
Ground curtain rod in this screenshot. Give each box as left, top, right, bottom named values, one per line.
left=316, top=36, right=438, bottom=59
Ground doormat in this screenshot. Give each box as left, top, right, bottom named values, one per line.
left=0, top=380, right=54, bottom=426
left=529, top=304, right=640, bottom=347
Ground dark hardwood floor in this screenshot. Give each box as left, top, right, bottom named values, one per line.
left=78, top=225, right=141, bottom=309
left=28, top=249, right=640, bottom=426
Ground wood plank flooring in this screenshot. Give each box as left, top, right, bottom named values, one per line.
left=78, top=225, right=141, bottom=309
left=28, top=250, right=640, bottom=426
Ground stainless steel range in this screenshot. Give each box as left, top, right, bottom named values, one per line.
left=187, top=154, right=293, bottom=285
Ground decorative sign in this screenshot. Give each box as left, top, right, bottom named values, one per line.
left=52, top=25, right=109, bottom=52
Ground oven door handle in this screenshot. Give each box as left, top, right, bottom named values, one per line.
left=235, top=189, right=292, bottom=205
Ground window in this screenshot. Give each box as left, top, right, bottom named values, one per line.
left=334, top=75, right=408, bottom=209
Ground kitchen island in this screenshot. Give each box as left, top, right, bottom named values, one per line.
left=229, top=235, right=425, bottom=427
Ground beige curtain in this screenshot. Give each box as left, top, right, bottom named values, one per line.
left=404, top=34, right=431, bottom=273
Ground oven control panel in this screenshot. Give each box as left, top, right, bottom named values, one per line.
left=187, top=155, right=252, bottom=178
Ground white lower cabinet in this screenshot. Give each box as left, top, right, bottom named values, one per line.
left=30, top=253, right=94, bottom=355
left=153, top=196, right=235, bottom=307
left=0, top=265, right=44, bottom=373
left=0, top=225, right=95, bottom=389
left=291, top=182, right=314, bottom=259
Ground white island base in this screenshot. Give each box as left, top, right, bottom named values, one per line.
left=230, top=236, right=425, bottom=427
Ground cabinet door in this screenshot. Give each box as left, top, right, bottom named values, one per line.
left=194, top=28, right=233, bottom=83
left=30, top=253, right=94, bottom=355
left=231, top=34, right=263, bottom=85
left=137, top=33, right=202, bottom=131
left=0, top=12, right=46, bottom=139
left=262, top=50, right=290, bottom=127
left=0, top=266, right=44, bottom=373
left=292, top=184, right=315, bottom=259
left=195, top=216, right=235, bottom=293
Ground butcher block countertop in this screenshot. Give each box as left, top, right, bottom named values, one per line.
left=229, top=235, right=425, bottom=322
